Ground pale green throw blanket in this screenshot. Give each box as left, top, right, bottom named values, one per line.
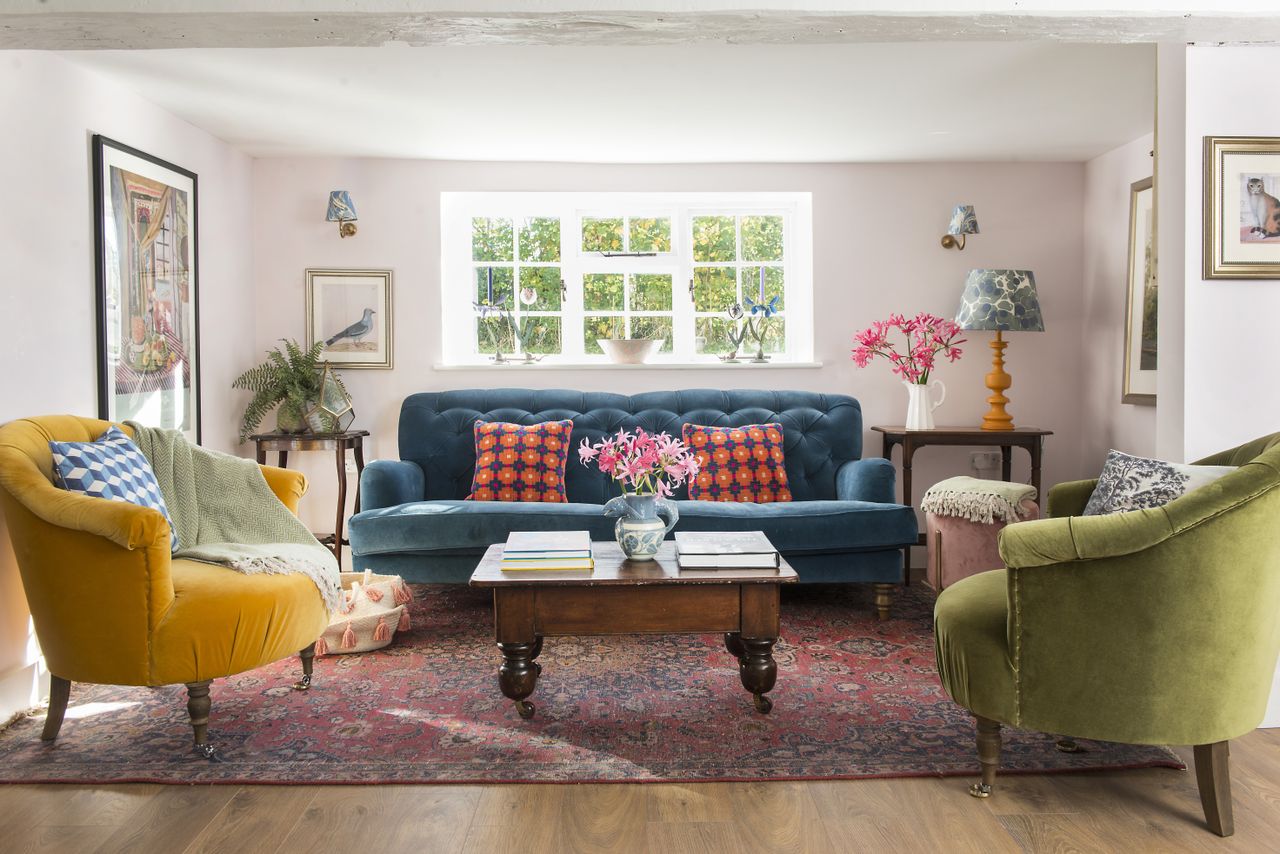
left=126, top=422, right=341, bottom=612
left=920, top=476, right=1037, bottom=525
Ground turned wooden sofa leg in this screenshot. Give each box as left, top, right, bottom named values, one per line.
left=873, top=583, right=894, bottom=621
left=969, top=715, right=1002, bottom=798
left=185, top=680, right=216, bottom=759
left=294, top=642, right=316, bottom=691
left=41, top=676, right=71, bottom=742
left=1194, top=741, right=1234, bottom=837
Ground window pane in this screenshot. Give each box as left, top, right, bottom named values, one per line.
left=472, top=217, right=513, bottom=262
left=582, top=217, right=624, bottom=252
left=584, top=315, right=624, bottom=354
left=518, top=267, right=561, bottom=311
left=630, top=316, right=673, bottom=352
left=475, top=266, right=514, bottom=305
left=742, top=266, right=785, bottom=312
left=759, top=317, right=786, bottom=354
left=476, top=316, right=514, bottom=354
left=519, top=217, right=561, bottom=262
left=514, top=316, right=562, bottom=355
left=695, top=317, right=742, bottom=356
left=629, top=217, right=671, bottom=253
left=741, top=215, right=784, bottom=261
left=692, top=216, right=736, bottom=262
left=693, top=266, right=736, bottom=312
left=629, top=274, right=672, bottom=311
left=583, top=273, right=624, bottom=311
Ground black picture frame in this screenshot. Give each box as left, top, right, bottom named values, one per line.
left=93, top=134, right=201, bottom=443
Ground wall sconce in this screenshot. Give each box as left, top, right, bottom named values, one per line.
left=327, top=190, right=358, bottom=238
left=941, top=204, right=978, bottom=250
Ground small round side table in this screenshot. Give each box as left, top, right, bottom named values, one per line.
left=251, top=430, right=370, bottom=561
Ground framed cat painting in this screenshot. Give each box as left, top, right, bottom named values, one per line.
left=1205, top=136, right=1280, bottom=279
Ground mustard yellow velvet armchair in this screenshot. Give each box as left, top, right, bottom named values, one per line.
left=0, top=416, right=330, bottom=758
left=935, top=433, right=1280, bottom=836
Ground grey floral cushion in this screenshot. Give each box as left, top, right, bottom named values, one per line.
left=1082, top=449, right=1236, bottom=516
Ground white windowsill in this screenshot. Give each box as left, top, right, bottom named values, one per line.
left=434, top=360, right=825, bottom=371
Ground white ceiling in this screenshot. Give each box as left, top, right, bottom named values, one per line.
left=61, top=42, right=1155, bottom=163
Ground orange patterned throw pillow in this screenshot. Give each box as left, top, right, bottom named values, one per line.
left=682, top=422, right=791, bottom=503
left=468, top=420, right=573, bottom=503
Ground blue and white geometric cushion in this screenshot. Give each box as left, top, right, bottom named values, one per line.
left=49, top=426, right=178, bottom=552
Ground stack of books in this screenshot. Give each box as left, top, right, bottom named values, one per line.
left=501, top=530, right=594, bottom=571
left=674, top=531, right=780, bottom=570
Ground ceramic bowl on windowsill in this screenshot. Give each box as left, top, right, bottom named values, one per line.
left=598, top=338, right=663, bottom=365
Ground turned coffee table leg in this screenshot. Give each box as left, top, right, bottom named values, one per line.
left=738, top=637, right=778, bottom=714
left=498, top=640, right=541, bottom=719
left=724, top=631, right=746, bottom=661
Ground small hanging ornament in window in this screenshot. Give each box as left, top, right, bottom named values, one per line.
left=519, top=286, right=538, bottom=306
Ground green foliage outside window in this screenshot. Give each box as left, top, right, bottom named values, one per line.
left=582, top=218, right=624, bottom=252
left=519, top=217, right=561, bottom=262
left=583, top=315, right=624, bottom=354
left=472, top=217, right=513, bottom=262
left=629, top=274, right=672, bottom=311
left=519, top=267, right=562, bottom=311
left=629, top=218, right=671, bottom=253
left=630, top=316, right=673, bottom=352
left=741, top=215, right=784, bottom=261
left=474, top=266, right=514, bottom=305
left=514, top=316, right=562, bottom=355
left=584, top=273, right=625, bottom=311
left=692, top=216, right=736, bottom=262
left=693, top=267, right=736, bottom=312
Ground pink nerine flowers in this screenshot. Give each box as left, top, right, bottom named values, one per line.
left=851, top=312, right=966, bottom=384
left=579, top=428, right=701, bottom=498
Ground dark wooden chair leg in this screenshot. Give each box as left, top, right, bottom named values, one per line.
left=41, top=676, right=70, bottom=742
left=969, top=714, right=1002, bottom=798
left=294, top=642, right=316, bottom=691
left=873, top=583, right=894, bottom=621
left=1194, top=741, right=1234, bottom=837
left=185, top=680, right=217, bottom=759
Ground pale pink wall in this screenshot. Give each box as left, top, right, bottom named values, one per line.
left=1081, top=133, right=1157, bottom=468
left=0, top=52, right=253, bottom=720
left=250, top=158, right=1088, bottom=549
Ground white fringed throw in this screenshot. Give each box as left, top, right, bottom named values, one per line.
left=920, top=476, right=1037, bottom=525
left=125, top=422, right=342, bottom=612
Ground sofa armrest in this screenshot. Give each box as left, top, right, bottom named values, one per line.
left=360, top=459, right=426, bottom=510
left=1046, top=478, right=1098, bottom=519
left=998, top=506, right=1174, bottom=569
left=260, top=464, right=307, bottom=515
left=836, top=458, right=897, bottom=504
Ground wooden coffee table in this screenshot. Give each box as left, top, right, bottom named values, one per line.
left=469, top=540, right=798, bottom=719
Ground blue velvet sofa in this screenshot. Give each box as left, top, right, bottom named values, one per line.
left=349, top=389, right=917, bottom=615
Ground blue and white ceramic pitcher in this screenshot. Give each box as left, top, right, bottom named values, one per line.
left=603, top=493, right=679, bottom=560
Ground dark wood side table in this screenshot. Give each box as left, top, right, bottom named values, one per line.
left=871, top=426, right=1053, bottom=575
left=251, top=430, right=370, bottom=561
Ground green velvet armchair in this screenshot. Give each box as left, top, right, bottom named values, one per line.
left=934, top=433, right=1280, bottom=837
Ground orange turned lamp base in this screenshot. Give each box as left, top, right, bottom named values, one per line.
left=981, top=330, right=1015, bottom=431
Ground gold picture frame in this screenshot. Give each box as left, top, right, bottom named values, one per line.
left=1204, top=135, right=1280, bottom=279
left=1123, top=177, right=1156, bottom=405
left=305, top=268, right=394, bottom=369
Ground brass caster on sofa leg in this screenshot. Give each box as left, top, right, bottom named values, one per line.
left=753, top=693, right=773, bottom=714
left=194, top=743, right=223, bottom=762
left=515, top=700, right=536, bottom=720
left=968, top=782, right=993, bottom=799
left=293, top=674, right=312, bottom=691
left=294, top=642, right=316, bottom=691
left=1055, top=738, right=1081, bottom=753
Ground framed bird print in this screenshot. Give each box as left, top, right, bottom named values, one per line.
left=93, top=135, right=201, bottom=443
left=305, top=268, right=393, bottom=369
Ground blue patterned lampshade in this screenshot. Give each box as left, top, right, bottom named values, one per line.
left=326, top=191, right=358, bottom=237
left=947, top=205, right=979, bottom=236
left=956, top=269, right=1044, bottom=332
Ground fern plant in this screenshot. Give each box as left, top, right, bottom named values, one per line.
left=232, top=339, right=348, bottom=441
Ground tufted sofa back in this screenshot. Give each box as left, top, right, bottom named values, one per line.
left=398, top=389, right=863, bottom=504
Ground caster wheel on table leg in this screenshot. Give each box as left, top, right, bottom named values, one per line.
left=515, top=700, right=536, bottom=719
left=1055, top=738, right=1081, bottom=753
left=969, top=782, right=992, bottom=799
left=752, top=693, right=773, bottom=714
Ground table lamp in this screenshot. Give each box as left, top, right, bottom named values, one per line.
left=955, top=269, right=1044, bottom=431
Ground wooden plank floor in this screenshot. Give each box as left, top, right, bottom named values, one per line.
left=0, top=728, right=1276, bottom=853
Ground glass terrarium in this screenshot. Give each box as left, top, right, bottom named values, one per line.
left=304, top=363, right=355, bottom=433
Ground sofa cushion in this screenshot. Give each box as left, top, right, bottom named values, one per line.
left=684, top=422, right=791, bottom=503
left=468, top=419, right=572, bottom=502
left=349, top=498, right=916, bottom=557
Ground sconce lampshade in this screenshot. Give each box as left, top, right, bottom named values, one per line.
left=326, top=190, right=358, bottom=223
left=947, top=205, right=979, bottom=236
left=956, top=269, right=1044, bottom=332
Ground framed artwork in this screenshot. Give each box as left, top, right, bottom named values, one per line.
left=1204, top=135, right=1280, bottom=279
left=1123, top=176, right=1157, bottom=405
left=93, top=135, right=200, bottom=443
left=305, top=269, right=394, bottom=369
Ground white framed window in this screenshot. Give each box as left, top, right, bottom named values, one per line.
left=440, top=192, right=813, bottom=366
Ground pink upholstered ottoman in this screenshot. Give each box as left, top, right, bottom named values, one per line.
left=924, top=498, right=1039, bottom=592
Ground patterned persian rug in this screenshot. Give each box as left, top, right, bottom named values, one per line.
left=0, top=583, right=1182, bottom=784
